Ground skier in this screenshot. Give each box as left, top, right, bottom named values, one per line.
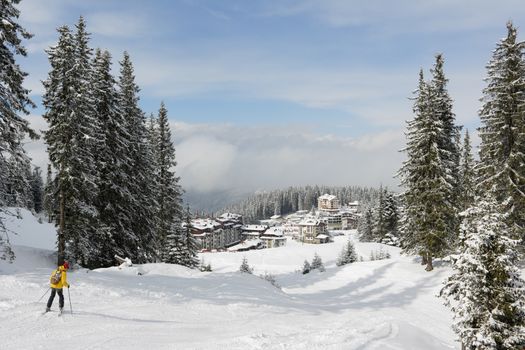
left=45, top=261, right=70, bottom=313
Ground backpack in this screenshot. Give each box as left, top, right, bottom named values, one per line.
left=50, top=269, right=62, bottom=285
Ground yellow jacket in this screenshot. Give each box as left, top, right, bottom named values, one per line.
left=50, top=265, right=69, bottom=289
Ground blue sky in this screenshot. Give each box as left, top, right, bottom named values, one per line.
left=18, top=0, right=525, bottom=193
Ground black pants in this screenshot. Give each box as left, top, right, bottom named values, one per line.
left=46, top=288, right=64, bottom=309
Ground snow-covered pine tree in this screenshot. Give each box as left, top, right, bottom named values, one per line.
left=302, top=260, right=311, bottom=274
left=336, top=237, right=357, bottom=266
left=45, top=18, right=103, bottom=266
left=66, top=17, right=103, bottom=266
left=162, top=215, right=185, bottom=265
left=430, top=54, right=461, bottom=241
left=181, top=206, right=199, bottom=268
left=0, top=0, right=38, bottom=260
left=311, top=253, right=325, bottom=272
left=117, top=51, right=158, bottom=263
left=458, top=130, right=476, bottom=212
left=43, top=23, right=101, bottom=266
left=373, top=185, right=386, bottom=241
left=5, top=155, right=32, bottom=208
left=381, top=191, right=400, bottom=246
left=357, top=207, right=374, bottom=242
left=477, top=22, right=525, bottom=247
left=30, top=167, right=43, bottom=213
left=154, top=103, right=184, bottom=260
left=43, top=164, right=55, bottom=222
left=92, top=48, right=137, bottom=267
left=441, top=194, right=525, bottom=349
left=398, top=60, right=459, bottom=271
left=239, top=257, right=253, bottom=274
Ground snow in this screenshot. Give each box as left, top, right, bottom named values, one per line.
left=0, top=209, right=462, bottom=349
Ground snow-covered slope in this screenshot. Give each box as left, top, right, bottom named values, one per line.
left=0, top=212, right=458, bottom=350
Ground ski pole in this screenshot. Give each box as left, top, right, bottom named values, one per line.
left=37, top=287, right=50, bottom=302
left=67, top=287, right=73, bottom=315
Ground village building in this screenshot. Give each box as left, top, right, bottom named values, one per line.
left=190, top=214, right=243, bottom=251
left=260, top=227, right=287, bottom=248
left=296, top=217, right=330, bottom=244
left=241, top=224, right=268, bottom=240
left=318, top=194, right=340, bottom=212
left=347, top=201, right=360, bottom=212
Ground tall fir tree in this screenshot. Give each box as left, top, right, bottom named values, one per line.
left=381, top=191, right=400, bottom=246
left=373, top=185, right=386, bottom=241
left=430, top=54, right=461, bottom=248
left=43, top=19, right=101, bottom=266
left=0, top=0, right=37, bottom=260
left=477, top=22, right=525, bottom=246
left=398, top=59, right=459, bottom=271
left=43, top=25, right=87, bottom=265
left=117, top=52, right=158, bottom=263
left=441, top=194, right=525, bottom=349
left=181, top=206, right=199, bottom=268
left=43, top=164, right=55, bottom=222
left=30, top=166, right=44, bottom=213
left=162, top=214, right=185, bottom=264
left=155, top=103, right=184, bottom=260
left=92, top=48, right=137, bottom=267
left=357, top=206, right=374, bottom=242
left=458, top=130, right=476, bottom=212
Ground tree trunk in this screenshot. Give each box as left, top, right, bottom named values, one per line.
left=425, top=252, right=433, bottom=271
left=57, top=186, right=65, bottom=265
left=421, top=253, right=427, bottom=266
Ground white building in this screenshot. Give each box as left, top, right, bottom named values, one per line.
left=260, top=227, right=287, bottom=248
left=296, top=218, right=330, bottom=244
left=318, top=194, right=340, bottom=212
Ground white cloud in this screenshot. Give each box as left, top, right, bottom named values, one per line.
left=171, top=122, right=406, bottom=192
left=177, top=136, right=237, bottom=192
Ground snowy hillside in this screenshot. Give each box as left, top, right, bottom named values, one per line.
left=0, top=210, right=458, bottom=349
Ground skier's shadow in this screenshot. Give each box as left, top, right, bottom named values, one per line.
left=73, top=310, right=181, bottom=324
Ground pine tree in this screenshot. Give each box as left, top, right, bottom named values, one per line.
left=379, top=191, right=400, bottom=246
left=117, top=51, right=158, bottom=263
left=239, top=257, right=253, bottom=274
left=163, top=215, right=185, bottom=265
left=155, top=103, right=184, bottom=258
left=458, top=130, right=476, bottom=212
left=0, top=0, right=38, bottom=260
left=373, top=186, right=387, bottom=241
left=43, top=164, right=55, bottom=222
left=43, top=19, right=103, bottom=266
left=477, top=22, right=525, bottom=246
left=30, top=167, right=44, bottom=213
left=92, top=48, right=141, bottom=267
left=311, top=253, right=325, bottom=272
left=5, top=155, right=32, bottom=208
left=441, top=194, right=525, bottom=349
left=358, top=207, right=374, bottom=242
left=398, top=59, right=459, bottom=271
left=336, top=237, right=358, bottom=266
left=302, top=260, right=311, bottom=274
left=181, top=206, right=199, bottom=268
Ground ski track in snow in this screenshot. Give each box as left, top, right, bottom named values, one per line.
left=0, top=211, right=460, bottom=350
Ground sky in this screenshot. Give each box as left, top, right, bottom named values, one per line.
left=16, top=0, right=525, bottom=195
